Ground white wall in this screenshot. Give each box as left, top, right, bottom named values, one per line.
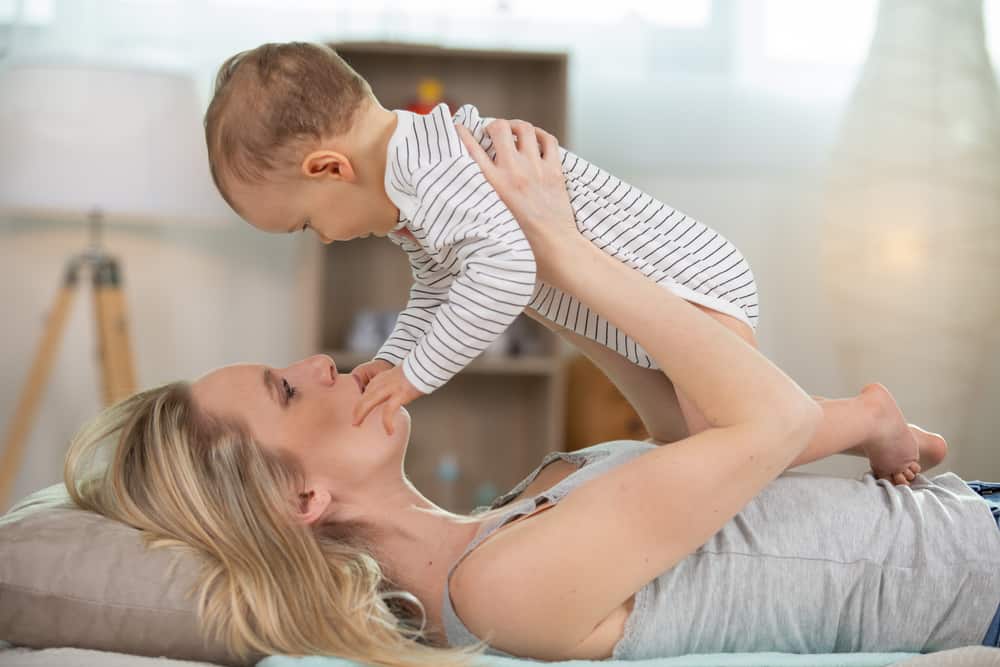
left=2, top=0, right=998, bottom=506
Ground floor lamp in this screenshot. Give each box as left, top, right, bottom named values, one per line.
left=0, top=63, right=230, bottom=508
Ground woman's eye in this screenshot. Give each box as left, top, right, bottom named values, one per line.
left=282, top=378, right=297, bottom=402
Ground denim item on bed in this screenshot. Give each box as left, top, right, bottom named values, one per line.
left=965, top=480, right=1000, bottom=647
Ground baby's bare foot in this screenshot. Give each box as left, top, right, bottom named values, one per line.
left=911, top=423, right=948, bottom=472
left=858, top=383, right=947, bottom=485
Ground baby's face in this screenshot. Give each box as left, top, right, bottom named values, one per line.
left=226, top=167, right=396, bottom=244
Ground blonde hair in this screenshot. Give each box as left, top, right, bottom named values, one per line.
left=203, top=41, right=373, bottom=212
left=63, top=381, right=508, bottom=667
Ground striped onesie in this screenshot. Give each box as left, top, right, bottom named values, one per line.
left=374, top=102, right=758, bottom=395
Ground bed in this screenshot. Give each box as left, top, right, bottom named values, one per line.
left=3, top=485, right=999, bottom=667
left=4, top=642, right=1000, bottom=666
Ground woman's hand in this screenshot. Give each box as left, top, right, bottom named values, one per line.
left=455, top=119, right=583, bottom=288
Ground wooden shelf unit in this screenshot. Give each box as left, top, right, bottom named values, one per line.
left=309, top=42, right=572, bottom=513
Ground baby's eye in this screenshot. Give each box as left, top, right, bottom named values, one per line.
left=282, top=378, right=297, bottom=402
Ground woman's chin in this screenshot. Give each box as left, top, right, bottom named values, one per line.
left=365, top=405, right=410, bottom=439
left=394, top=407, right=412, bottom=437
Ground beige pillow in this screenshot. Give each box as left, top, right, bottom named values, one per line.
left=0, top=484, right=253, bottom=666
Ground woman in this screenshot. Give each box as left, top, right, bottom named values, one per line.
left=64, top=119, right=998, bottom=667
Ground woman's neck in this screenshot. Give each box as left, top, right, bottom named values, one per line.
left=340, top=481, right=485, bottom=640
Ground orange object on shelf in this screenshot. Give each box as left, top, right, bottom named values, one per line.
left=405, top=77, right=454, bottom=115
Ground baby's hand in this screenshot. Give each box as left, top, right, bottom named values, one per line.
left=351, top=358, right=394, bottom=392
left=351, top=364, right=424, bottom=436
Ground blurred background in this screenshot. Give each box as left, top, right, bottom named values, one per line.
left=1, top=0, right=998, bottom=513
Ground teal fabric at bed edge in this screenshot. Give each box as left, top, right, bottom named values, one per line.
left=258, top=651, right=918, bottom=667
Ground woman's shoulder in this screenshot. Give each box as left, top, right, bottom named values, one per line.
left=448, top=500, right=597, bottom=659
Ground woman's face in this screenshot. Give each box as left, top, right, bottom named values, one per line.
left=190, top=354, right=411, bottom=494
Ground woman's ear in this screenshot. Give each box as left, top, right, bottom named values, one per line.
left=297, top=488, right=333, bottom=525
left=301, top=150, right=357, bottom=183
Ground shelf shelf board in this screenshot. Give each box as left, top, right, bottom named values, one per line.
left=325, top=349, right=563, bottom=376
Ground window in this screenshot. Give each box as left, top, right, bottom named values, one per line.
left=0, top=0, right=52, bottom=25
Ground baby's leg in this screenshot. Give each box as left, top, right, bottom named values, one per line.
left=677, top=304, right=948, bottom=483
left=522, top=307, right=689, bottom=442
left=678, top=386, right=946, bottom=481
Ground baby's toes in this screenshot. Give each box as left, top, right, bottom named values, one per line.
left=892, top=471, right=911, bottom=486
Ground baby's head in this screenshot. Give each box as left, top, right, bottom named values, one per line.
left=205, top=42, right=396, bottom=242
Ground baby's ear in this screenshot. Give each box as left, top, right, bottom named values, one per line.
left=301, top=150, right=356, bottom=182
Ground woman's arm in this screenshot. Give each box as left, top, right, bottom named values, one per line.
left=452, top=120, right=822, bottom=658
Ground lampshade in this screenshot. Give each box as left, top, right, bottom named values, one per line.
left=822, top=0, right=1000, bottom=469
left=0, top=62, right=232, bottom=226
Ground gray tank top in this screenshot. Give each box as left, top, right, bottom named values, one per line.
left=441, top=439, right=1000, bottom=659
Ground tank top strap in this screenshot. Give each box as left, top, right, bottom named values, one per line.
left=485, top=439, right=653, bottom=511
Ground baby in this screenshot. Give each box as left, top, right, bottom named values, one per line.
left=204, top=42, right=946, bottom=484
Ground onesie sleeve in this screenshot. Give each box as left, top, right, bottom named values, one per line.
left=398, top=154, right=537, bottom=395
left=373, top=275, right=449, bottom=367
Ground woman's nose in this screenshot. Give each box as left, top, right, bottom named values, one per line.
left=291, top=354, right=337, bottom=385
left=312, top=354, right=337, bottom=384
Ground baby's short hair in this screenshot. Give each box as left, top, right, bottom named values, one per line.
left=204, top=42, right=371, bottom=209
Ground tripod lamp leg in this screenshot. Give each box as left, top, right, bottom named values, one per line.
left=0, top=283, right=77, bottom=509
left=93, top=257, right=136, bottom=405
